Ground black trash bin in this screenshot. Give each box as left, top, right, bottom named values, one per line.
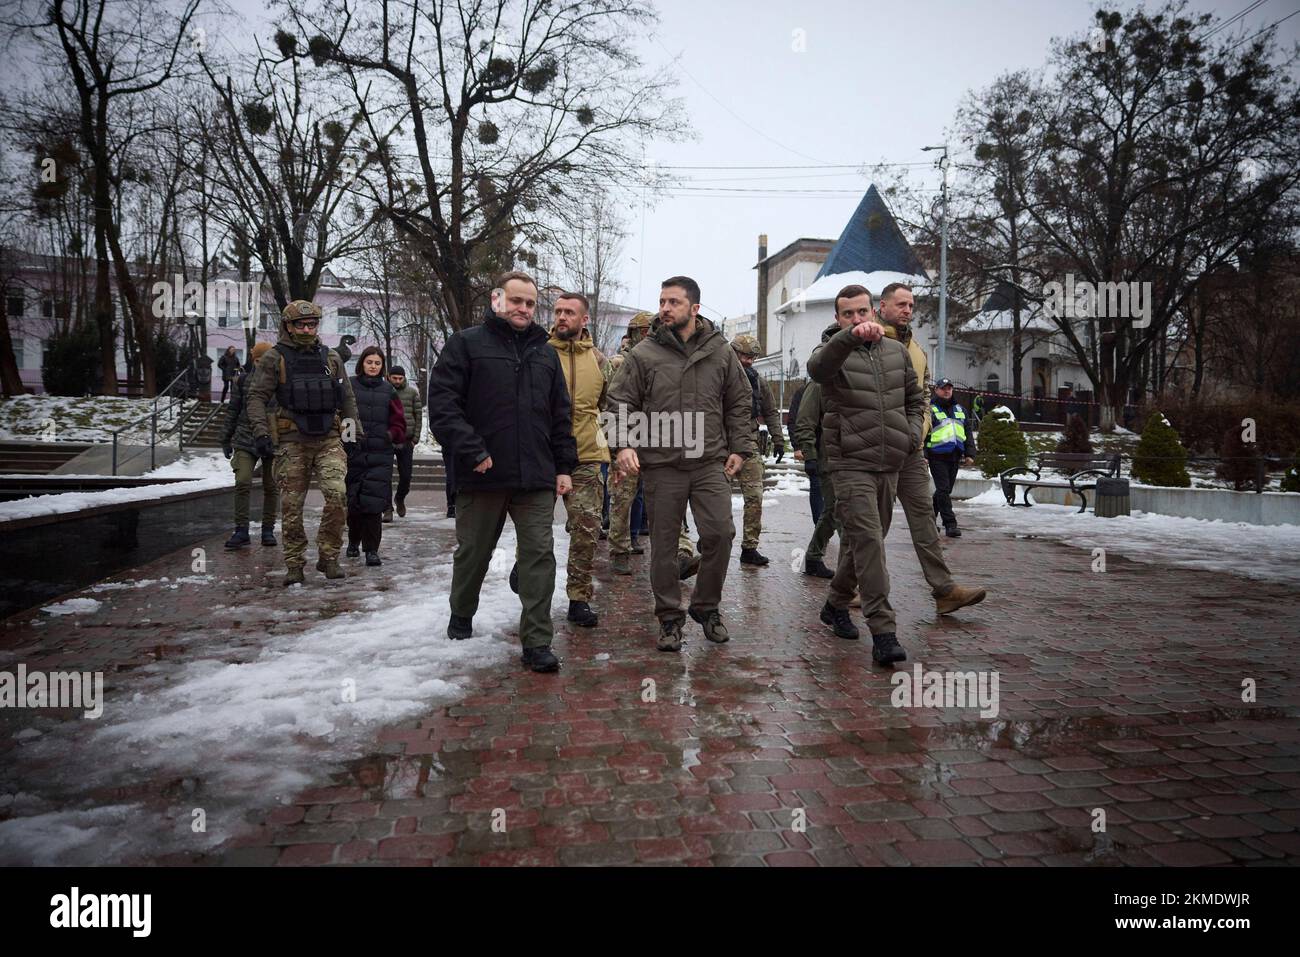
left=1095, top=477, right=1131, bottom=517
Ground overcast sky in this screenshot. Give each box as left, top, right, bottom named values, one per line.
left=218, top=0, right=1300, bottom=318
left=625, top=0, right=1300, bottom=318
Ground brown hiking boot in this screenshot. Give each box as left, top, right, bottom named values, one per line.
left=678, top=553, right=701, bottom=580
left=283, top=567, right=305, bottom=587
left=316, top=558, right=346, bottom=580
left=611, top=552, right=632, bottom=575
left=936, top=584, right=987, bottom=615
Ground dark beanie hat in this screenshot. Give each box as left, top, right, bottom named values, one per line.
left=390, top=366, right=406, bottom=376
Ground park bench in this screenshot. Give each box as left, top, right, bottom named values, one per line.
left=1000, top=452, right=1123, bottom=513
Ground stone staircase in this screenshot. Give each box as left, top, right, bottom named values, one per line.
left=0, top=440, right=94, bottom=475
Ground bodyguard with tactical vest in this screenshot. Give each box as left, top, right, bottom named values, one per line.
left=926, top=377, right=977, bottom=537
left=731, top=334, right=784, bottom=567
left=245, top=299, right=363, bottom=586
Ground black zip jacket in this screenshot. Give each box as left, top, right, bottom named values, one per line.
left=428, top=307, right=578, bottom=491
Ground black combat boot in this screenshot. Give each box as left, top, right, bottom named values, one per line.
left=567, top=601, right=598, bottom=627
left=739, top=548, right=769, bottom=566
left=871, top=633, right=907, bottom=665
left=395, top=497, right=407, bottom=517
left=804, top=558, right=834, bottom=578
left=365, top=552, right=382, bottom=567
left=819, top=602, right=859, bottom=640
left=521, top=645, right=560, bottom=673
left=509, top=562, right=519, bottom=594
left=346, top=543, right=361, bottom=558
left=447, top=614, right=473, bottom=641
left=225, top=525, right=250, bottom=549
left=944, top=525, right=962, bottom=538
left=261, top=525, right=277, bottom=546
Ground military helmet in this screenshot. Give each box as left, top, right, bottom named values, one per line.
left=627, top=310, right=654, bottom=330
left=730, top=334, right=760, bottom=357
left=282, top=299, right=323, bottom=320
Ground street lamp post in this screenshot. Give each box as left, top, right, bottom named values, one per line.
left=922, top=143, right=950, bottom=379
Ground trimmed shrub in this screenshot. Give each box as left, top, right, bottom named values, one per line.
left=1215, top=425, right=1262, bottom=491
left=1132, top=411, right=1191, bottom=487
left=1055, top=413, right=1093, bottom=473
left=977, top=407, right=1029, bottom=478
left=1281, top=453, right=1300, bottom=493
left=41, top=323, right=101, bottom=396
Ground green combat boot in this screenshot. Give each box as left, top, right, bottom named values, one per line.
left=283, top=567, right=305, bottom=587
left=316, top=557, right=346, bottom=580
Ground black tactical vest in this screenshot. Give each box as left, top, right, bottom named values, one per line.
left=274, top=344, right=342, bottom=437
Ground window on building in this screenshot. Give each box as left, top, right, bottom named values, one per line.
left=986, top=374, right=1000, bottom=393
left=6, top=294, right=24, bottom=318
left=337, top=307, right=361, bottom=337
left=42, top=298, right=55, bottom=319
left=14, top=338, right=24, bottom=369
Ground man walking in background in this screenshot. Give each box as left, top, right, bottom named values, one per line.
left=428, top=271, right=577, bottom=674
left=927, top=377, right=978, bottom=538
left=221, top=341, right=278, bottom=549
left=607, top=276, right=753, bottom=652
left=731, top=334, right=784, bottom=567
left=385, top=365, right=423, bottom=522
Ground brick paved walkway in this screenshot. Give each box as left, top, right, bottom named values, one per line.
left=2, top=486, right=1298, bottom=866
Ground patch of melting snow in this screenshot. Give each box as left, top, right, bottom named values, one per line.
left=0, top=518, right=568, bottom=866
left=40, top=598, right=102, bottom=616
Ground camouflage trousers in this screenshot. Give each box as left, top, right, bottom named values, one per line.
left=272, top=436, right=347, bottom=570
left=739, top=451, right=765, bottom=549
left=609, top=469, right=693, bottom=558
left=562, top=463, right=604, bottom=601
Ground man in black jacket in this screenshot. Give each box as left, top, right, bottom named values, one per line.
left=428, top=271, right=578, bottom=673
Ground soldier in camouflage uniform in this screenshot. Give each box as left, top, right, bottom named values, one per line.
left=731, top=334, right=784, bottom=566
left=607, top=312, right=699, bottom=579
left=245, top=300, right=362, bottom=586
left=548, top=293, right=608, bottom=626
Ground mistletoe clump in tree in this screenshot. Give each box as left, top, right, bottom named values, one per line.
left=977, top=406, right=1029, bottom=478
left=1132, top=412, right=1190, bottom=487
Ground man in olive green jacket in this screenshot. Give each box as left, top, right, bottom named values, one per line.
left=606, top=276, right=754, bottom=652
left=807, top=283, right=921, bottom=665
left=877, top=282, right=986, bottom=616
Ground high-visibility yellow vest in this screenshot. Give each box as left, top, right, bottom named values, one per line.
left=927, top=404, right=967, bottom=453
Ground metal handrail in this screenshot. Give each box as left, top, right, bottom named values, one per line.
left=108, top=360, right=207, bottom=474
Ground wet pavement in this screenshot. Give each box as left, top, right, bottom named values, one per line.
left=2, top=485, right=1298, bottom=866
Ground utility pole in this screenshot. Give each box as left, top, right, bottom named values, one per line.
left=923, top=143, right=950, bottom=378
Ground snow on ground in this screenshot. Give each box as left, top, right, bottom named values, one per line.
left=0, top=393, right=182, bottom=443
left=39, top=598, right=103, bottom=616
left=965, top=489, right=1300, bottom=585
left=0, top=511, right=573, bottom=866
left=144, top=449, right=234, bottom=481
left=0, top=474, right=231, bottom=522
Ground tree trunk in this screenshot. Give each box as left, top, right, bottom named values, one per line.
left=0, top=295, right=27, bottom=396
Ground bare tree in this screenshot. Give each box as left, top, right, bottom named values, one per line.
left=278, top=0, right=681, bottom=332
left=558, top=188, right=627, bottom=353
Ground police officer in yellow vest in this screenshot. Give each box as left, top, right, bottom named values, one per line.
left=925, top=378, right=977, bottom=537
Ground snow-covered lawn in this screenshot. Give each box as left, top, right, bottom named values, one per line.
left=964, top=487, right=1300, bottom=585
left=0, top=394, right=188, bottom=443
left=0, top=512, right=567, bottom=866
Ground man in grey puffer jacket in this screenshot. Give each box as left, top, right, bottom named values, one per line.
left=807, top=283, right=925, bottom=665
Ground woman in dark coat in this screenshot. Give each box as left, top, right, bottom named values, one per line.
left=345, top=347, right=408, bottom=565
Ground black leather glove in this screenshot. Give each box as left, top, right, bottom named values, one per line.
left=804, top=459, right=819, bottom=476
left=221, top=440, right=233, bottom=459
left=774, top=444, right=785, bottom=463
left=254, top=435, right=274, bottom=460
